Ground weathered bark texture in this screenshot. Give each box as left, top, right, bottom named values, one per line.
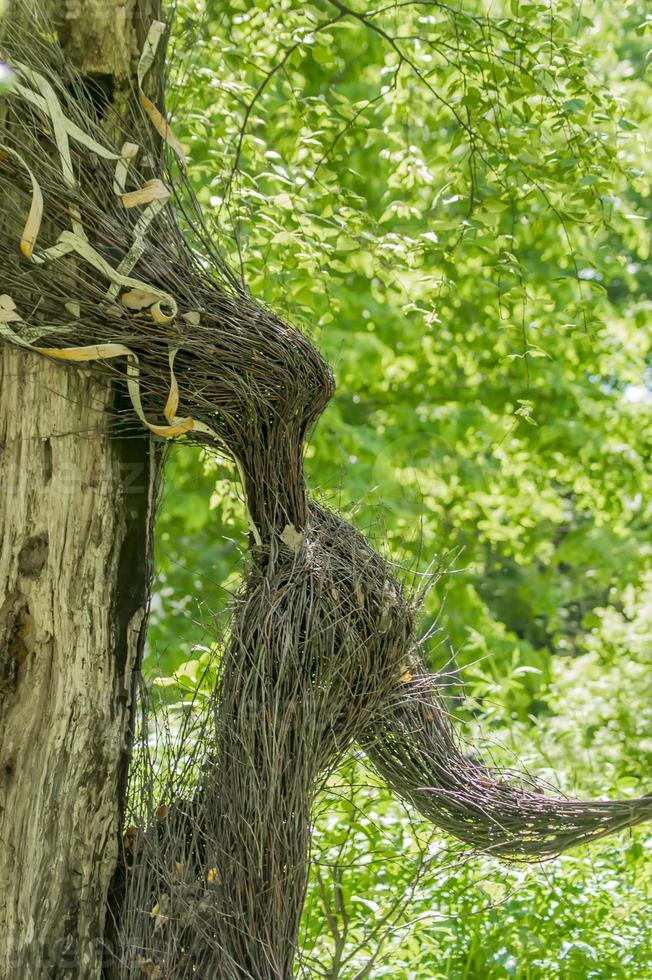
left=0, top=2, right=158, bottom=977
left=0, top=351, right=153, bottom=978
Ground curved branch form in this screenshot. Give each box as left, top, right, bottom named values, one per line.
left=361, top=671, right=652, bottom=858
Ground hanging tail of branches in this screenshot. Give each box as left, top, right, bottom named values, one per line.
left=361, top=666, right=652, bottom=859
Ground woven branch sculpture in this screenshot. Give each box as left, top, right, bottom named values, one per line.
left=1, top=19, right=650, bottom=980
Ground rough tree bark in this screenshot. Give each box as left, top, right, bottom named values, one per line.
left=0, top=2, right=158, bottom=976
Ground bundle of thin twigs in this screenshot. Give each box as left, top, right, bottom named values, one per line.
left=1, top=16, right=650, bottom=980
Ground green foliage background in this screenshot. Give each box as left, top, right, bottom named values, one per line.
left=148, top=1, right=652, bottom=975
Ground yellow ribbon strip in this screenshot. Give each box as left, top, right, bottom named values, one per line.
left=13, top=75, right=123, bottom=162
left=120, top=178, right=170, bottom=209
left=33, top=343, right=194, bottom=437
left=0, top=294, right=22, bottom=323
left=0, top=143, right=44, bottom=258
left=20, top=65, right=75, bottom=188
left=137, top=21, right=186, bottom=166
left=114, top=142, right=140, bottom=195
left=36, top=228, right=179, bottom=319
left=0, top=294, right=78, bottom=344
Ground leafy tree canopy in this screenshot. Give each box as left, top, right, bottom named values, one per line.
left=154, top=0, right=651, bottom=708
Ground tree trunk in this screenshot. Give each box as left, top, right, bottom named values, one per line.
left=0, top=3, right=158, bottom=976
